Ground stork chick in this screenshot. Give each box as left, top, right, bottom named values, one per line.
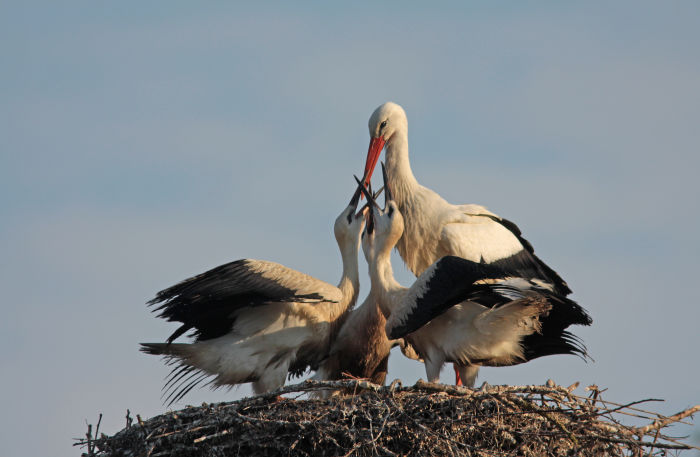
left=141, top=182, right=366, bottom=404
left=314, top=187, right=421, bottom=398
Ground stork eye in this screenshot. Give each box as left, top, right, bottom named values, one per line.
left=380, top=120, right=387, bottom=130
left=387, top=206, right=394, bottom=217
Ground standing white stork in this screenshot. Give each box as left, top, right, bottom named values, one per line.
left=140, top=182, right=367, bottom=404
left=359, top=179, right=590, bottom=386
left=361, top=102, right=587, bottom=384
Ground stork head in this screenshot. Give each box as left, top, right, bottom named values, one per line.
left=357, top=166, right=404, bottom=264
left=334, top=179, right=368, bottom=249
left=362, top=102, right=408, bottom=190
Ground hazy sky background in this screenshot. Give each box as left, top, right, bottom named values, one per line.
left=2, top=2, right=699, bottom=456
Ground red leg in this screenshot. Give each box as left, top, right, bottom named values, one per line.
left=454, top=364, right=463, bottom=386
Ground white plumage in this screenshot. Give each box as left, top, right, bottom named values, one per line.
left=141, top=184, right=366, bottom=404
left=361, top=102, right=579, bottom=384
left=362, top=102, right=571, bottom=290
left=359, top=173, right=590, bottom=387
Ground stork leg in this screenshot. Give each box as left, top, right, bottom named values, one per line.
left=252, top=361, right=290, bottom=394
left=454, top=364, right=463, bottom=386
left=424, top=358, right=443, bottom=383
left=455, top=364, right=480, bottom=388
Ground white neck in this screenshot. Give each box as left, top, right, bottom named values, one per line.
left=368, top=248, right=405, bottom=319
left=385, top=127, right=419, bottom=205
left=383, top=124, right=430, bottom=276
left=336, top=239, right=361, bottom=315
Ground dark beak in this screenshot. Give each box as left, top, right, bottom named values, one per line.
left=381, top=162, right=393, bottom=206
left=354, top=175, right=378, bottom=234
left=356, top=189, right=382, bottom=220
left=354, top=175, right=380, bottom=209
left=346, top=179, right=364, bottom=223
left=367, top=201, right=375, bottom=234
left=349, top=180, right=363, bottom=208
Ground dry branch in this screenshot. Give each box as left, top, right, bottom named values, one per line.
left=635, top=405, right=700, bottom=435
left=75, top=379, right=699, bottom=457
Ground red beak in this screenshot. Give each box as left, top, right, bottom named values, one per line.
left=362, top=136, right=386, bottom=193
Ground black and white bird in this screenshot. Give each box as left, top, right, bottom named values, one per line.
left=361, top=102, right=584, bottom=384
left=141, top=183, right=367, bottom=404
left=359, top=172, right=591, bottom=387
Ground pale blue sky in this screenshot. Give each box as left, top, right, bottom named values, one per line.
left=2, top=2, right=699, bottom=456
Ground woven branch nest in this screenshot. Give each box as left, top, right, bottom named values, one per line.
left=77, top=379, right=699, bottom=457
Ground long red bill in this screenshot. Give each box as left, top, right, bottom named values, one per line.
left=362, top=136, right=386, bottom=192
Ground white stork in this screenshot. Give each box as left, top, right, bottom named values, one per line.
left=359, top=179, right=590, bottom=386
left=313, top=187, right=421, bottom=397
left=361, top=102, right=584, bottom=384
left=140, top=183, right=367, bottom=404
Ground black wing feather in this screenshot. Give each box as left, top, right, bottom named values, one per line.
left=388, top=256, right=512, bottom=339
left=477, top=214, right=572, bottom=296
left=519, top=287, right=592, bottom=360
left=388, top=256, right=592, bottom=345
left=148, top=259, right=328, bottom=343
left=521, top=330, right=590, bottom=362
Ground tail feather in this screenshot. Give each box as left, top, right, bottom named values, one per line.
left=475, top=296, right=551, bottom=337
left=522, top=330, right=591, bottom=362
left=140, top=343, right=213, bottom=406
left=140, top=342, right=196, bottom=359
left=165, top=371, right=209, bottom=406
left=140, top=342, right=171, bottom=356
left=162, top=364, right=193, bottom=393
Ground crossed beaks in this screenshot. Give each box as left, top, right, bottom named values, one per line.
left=353, top=175, right=387, bottom=234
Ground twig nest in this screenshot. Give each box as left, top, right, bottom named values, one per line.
left=76, top=379, right=699, bottom=457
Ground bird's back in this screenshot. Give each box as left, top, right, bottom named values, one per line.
left=396, top=192, right=571, bottom=295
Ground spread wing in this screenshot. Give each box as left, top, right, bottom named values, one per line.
left=148, top=259, right=341, bottom=343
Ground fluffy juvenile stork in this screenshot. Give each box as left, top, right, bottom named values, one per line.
left=141, top=183, right=366, bottom=404
left=313, top=187, right=420, bottom=397
left=359, top=174, right=591, bottom=387
left=361, top=102, right=583, bottom=384
left=313, top=286, right=421, bottom=397
left=313, top=300, right=392, bottom=391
